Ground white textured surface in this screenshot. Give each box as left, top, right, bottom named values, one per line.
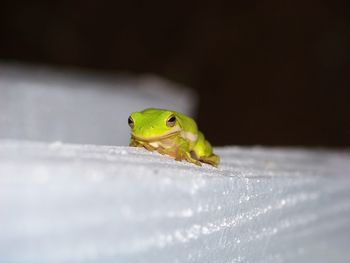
left=0, top=140, right=350, bottom=263
left=0, top=63, right=196, bottom=145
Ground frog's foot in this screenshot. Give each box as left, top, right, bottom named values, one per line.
left=157, top=147, right=201, bottom=166
left=199, top=154, right=220, bottom=167
left=184, top=151, right=202, bottom=166
left=129, top=139, right=142, bottom=147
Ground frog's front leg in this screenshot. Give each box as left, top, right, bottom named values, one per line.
left=130, top=138, right=157, bottom=151
left=129, top=137, right=141, bottom=147
left=141, top=142, right=157, bottom=151
left=184, top=151, right=202, bottom=166
left=175, top=148, right=201, bottom=166
left=199, top=154, right=220, bottom=167
left=178, top=141, right=202, bottom=166
left=191, top=147, right=220, bottom=167
left=157, top=146, right=201, bottom=166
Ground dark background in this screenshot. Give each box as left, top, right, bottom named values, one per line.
left=1, top=1, right=349, bottom=147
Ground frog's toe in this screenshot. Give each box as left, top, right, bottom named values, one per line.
left=191, top=159, right=202, bottom=166
left=199, top=154, right=220, bottom=167
left=183, top=152, right=201, bottom=166
left=129, top=141, right=141, bottom=147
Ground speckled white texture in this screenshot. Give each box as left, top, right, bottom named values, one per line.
left=0, top=140, right=349, bottom=263
left=0, top=63, right=196, bottom=145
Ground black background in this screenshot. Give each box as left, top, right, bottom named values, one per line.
left=1, top=0, right=349, bottom=147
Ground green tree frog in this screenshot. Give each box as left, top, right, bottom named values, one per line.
left=128, top=108, right=220, bottom=167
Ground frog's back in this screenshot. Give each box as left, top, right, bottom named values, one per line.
left=173, top=110, right=198, bottom=134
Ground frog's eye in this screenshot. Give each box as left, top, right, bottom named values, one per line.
left=166, top=114, right=176, bottom=127
left=128, top=116, right=134, bottom=128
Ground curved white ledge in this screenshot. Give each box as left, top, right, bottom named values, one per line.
left=0, top=140, right=349, bottom=262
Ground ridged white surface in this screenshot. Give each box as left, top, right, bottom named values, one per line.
left=0, top=140, right=350, bottom=263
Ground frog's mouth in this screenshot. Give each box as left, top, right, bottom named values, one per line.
left=131, top=131, right=181, bottom=142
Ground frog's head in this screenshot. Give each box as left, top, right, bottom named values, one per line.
left=128, top=108, right=181, bottom=141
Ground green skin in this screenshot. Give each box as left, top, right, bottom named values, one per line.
left=128, top=108, right=220, bottom=167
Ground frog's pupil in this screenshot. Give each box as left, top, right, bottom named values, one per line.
left=128, top=116, right=134, bottom=127
left=166, top=115, right=176, bottom=127
left=168, top=116, right=176, bottom=122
